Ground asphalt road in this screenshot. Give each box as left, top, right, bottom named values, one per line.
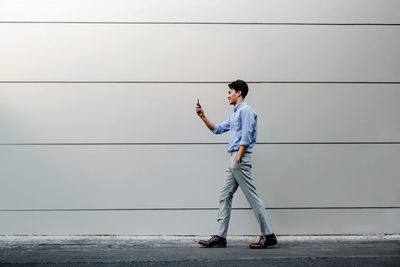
left=0, top=235, right=399, bottom=266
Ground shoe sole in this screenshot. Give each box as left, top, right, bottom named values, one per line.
left=249, top=243, right=278, bottom=249
left=199, top=242, right=227, bottom=248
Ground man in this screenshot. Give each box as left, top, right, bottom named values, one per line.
left=196, top=79, right=277, bottom=249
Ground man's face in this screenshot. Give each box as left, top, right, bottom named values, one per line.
left=227, top=88, right=239, bottom=105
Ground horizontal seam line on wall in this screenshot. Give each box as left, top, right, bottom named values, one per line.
left=0, top=21, right=399, bottom=26
left=0, top=207, right=399, bottom=212
left=1, top=142, right=399, bottom=146
left=1, top=81, right=400, bottom=84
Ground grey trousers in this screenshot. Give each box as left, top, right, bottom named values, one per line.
left=215, top=151, right=273, bottom=238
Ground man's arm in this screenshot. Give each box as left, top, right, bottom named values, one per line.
left=200, top=115, right=216, bottom=132
left=235, top=108, right=256, bottom=163
left=196, top=99, right=230, bottom=134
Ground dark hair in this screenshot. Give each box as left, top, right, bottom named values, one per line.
left=228, top=79, right=248, bottom=99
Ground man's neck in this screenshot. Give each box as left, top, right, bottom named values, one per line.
left=234, top=99, right=244, bottom=107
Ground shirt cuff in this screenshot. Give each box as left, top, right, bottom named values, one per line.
left=239, top=141, right=250, bottom=147
left=212, top=125, right=219, bottom=134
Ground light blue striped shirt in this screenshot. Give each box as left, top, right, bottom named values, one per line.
left=212, top=102, right=257, bottom=152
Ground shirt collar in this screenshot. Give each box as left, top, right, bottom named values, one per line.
left=234, top=101, right=246, bottom=112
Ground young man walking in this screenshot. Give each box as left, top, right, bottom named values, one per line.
left=196, top=80, right=277, bottom=249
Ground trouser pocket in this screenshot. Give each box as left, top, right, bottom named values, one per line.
left=232, top=153, right=252, bottom=170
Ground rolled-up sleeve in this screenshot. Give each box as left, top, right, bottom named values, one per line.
left=213, top=118, right=230, bottom=134
left=239, top=108, right=256, bottom=147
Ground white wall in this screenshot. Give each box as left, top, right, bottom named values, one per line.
left=0, top=0, right=399, bottom=235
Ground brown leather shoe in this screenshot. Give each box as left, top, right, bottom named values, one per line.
left=199, top=235, right=227, bottom=248
left=249, top=233, right=278, bottom=249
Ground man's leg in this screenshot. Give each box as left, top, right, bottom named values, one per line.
left=232, top=153, right=273, bottom=236
left=215, top=163, right=239, bottom=238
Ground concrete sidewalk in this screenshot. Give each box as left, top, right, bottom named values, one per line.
left=0, top=235, right=399, bottom=266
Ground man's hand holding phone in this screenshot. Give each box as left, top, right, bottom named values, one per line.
left=196, top=99, right=215, bottom=132
left=196, top=99, right=205, bottom=118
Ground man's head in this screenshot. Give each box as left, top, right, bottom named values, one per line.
left=227, top=79, right=248, bottom=105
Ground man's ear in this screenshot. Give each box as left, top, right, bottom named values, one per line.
left=236, top=90, right=242, bottom=97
